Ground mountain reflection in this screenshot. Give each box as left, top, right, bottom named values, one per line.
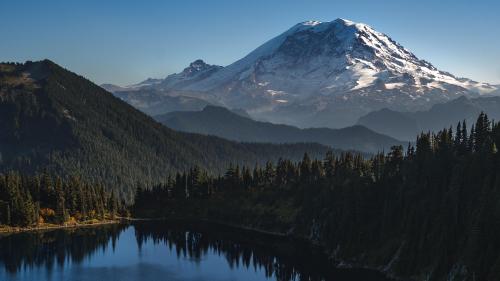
left=0, top=222, right=391, bottom=281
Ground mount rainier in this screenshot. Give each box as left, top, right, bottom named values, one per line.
left=104, top=18, right=498, bottom=128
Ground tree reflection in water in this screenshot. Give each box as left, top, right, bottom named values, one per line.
left=134, top=222, right=392, bottom=281
left=0, top=224, right=126, bottom=274
left=0, top=222, right=392, bottom=281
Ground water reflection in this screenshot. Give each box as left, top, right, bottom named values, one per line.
left=0, top=222, right=392, bottom=281
left=0, top=224, right=126, bottom=274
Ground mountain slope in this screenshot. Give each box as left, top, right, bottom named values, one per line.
left=357, top=96, right=500, bottom=140
left=108, top=18, right=498, bottom=128
left=156, top=105, right=404, bottom=153
left=113, top=88, right=213, bottom=115
left=0, top=60, right=332, bottom=200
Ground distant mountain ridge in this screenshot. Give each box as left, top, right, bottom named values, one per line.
left=0, top=60, right=333, bottom=200
left=357, top=96, right=500, bottom=140
left=104, top=18, right=498, bottom=128
left=113, top=89, right=214, bottom=116
left=156, top=105, right=405, bottom=153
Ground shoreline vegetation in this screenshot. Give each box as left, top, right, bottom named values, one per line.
left=0, top=216, right=289, bottom=238
left=0, top=218, right=121, bottom=234
left=0, top=217, right=394, bottom=281
left=2, top=113, right=500, bottom=280
left=131, top=113, right=500, bottom=281
left=0, top=217, right=397, bottom=281
left=0, top=172, right=128, bottom=231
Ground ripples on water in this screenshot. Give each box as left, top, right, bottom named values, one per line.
left=0, top=222, right=393, bottom=281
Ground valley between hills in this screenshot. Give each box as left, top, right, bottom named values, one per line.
left=2, top=15, right=500, bottom=281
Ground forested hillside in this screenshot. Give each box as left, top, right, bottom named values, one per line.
left=134, top=113, right=500, bottom=281
left=0, top=172, right=124, bottom=227
left=0, top=60, right=331, bottom=200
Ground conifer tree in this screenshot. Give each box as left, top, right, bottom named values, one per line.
left=299, top=153, right=312, bottom=183
left=109, top=190, right=117, bottom=220
left=323, top=151, right=336, bottom=180
left=54, top=177, right=68, bottom=224
left=264, top=161, right=275, bottom=187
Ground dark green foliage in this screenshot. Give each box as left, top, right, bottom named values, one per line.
left=0, top=172, right=122, bottom=226
left=134, top=113, right=500, bottom=281
left=0, top=60, right=331, bottom=201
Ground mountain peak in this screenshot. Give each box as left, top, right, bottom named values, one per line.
left=187, top=59, right=208, bottom=69
left=299, top=20, right=322, bottom=27
left=182, top=59, right=219, bottom=75
left=295, top=18, right=360, bottom=26
left=335, top=18, right=354, bottom=24
left=202, top=105, right=231, bottom=113
left=110, top=19, right=499, bottom=129
left=288, top=18, right=364, bottom=35
left=334, top=18, right=370, bottom=28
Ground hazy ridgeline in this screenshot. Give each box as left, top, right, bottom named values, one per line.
left=1, top=5, right=499, bottom=281
left=0, top=60, right=331, bottom=202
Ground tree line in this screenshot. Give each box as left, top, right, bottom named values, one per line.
left=0, top=60, right=331, bottom=202
left=0, top=172, right=125, bottom=226
left=133, top=112, right=500, bottom=281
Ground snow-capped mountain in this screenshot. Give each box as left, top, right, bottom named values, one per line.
left=158, top=59, right=223, bottom=90
left=106, top=18, right=498, bottom=128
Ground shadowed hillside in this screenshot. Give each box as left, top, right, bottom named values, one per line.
left=157, top=105, right=404, bottom=153
left=0, top=60, right=332, bottom=200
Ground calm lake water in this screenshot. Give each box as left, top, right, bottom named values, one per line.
left=0, top=222, right=393, bottom=281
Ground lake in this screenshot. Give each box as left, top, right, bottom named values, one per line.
left=0, top=222, right=393, bottom=281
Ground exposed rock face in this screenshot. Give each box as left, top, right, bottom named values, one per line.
left=106, top=19, right=498, bottom=128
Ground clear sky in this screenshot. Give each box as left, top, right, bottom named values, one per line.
left=1, top=0, right=499, bottom=86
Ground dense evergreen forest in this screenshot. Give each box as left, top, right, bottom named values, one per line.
left=3, top=60, right=500, bottom=280
left=0, top=172, right=124, bottom=227
left=0, top=60, right=331, bottom=201
left=134, top=113, right=500, bottom=281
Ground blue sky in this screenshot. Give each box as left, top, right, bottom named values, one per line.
left=1, top=0, right=499, bottom=85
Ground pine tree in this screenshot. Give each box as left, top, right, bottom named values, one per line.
left=475, top=112, right=490, bottom=152
left=469, top=125, right=475, bottom=152
left=323, top=151, right=336, bottom=180
left=264, top=161, right=275, bottom=187
left=252, top=164, right=262, bottom=188
left=300, top=153, right=312, bottom=183
left=54, top=177, right=68, bottom=224
left=109, top=190, right=117, bottom=220
left=19, top=190, right=36, bottom=226
left=311, top=160, right=324, bottom=182
left=275, top=158, right=288, bottom=187
left=242, top=166, right=252, bottom=190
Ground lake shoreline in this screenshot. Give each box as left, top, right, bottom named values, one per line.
left=0, top=219, right=122, bottom=235
left=126, top=217, right=402, bottom=281
left=0, top=217, right=401, bottom=280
